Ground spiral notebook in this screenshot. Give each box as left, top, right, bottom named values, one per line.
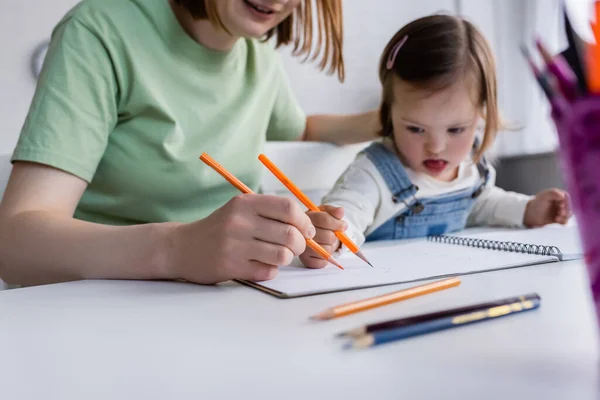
left=240, top=226, right=583, bottom=298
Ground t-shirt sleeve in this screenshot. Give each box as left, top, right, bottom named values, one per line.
left=11, top=17, right=118, bottom=183
left=266, top=54, right=306, bottom=142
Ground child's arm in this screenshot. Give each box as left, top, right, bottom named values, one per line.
left=467, top=167, right=533, bottom=228
left=467, top=169, right=571, bottom=228
left=467, top=186, right=532, bottom=228
left=300, top=163, right=380, bottom=268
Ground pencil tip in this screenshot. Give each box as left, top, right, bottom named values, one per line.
left=355, top=250, right=374, bottom=268
left=329, top=258, right=344, bottom=270
left=309, top=312, right=328, bottom=321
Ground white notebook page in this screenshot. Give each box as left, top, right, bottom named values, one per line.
left=252, top=238, right=557, bottom=297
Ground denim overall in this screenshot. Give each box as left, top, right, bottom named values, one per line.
left=364, top=142, right=490, bottom=242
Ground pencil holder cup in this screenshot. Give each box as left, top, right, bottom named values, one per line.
left=551, top=95, right=600, bottom=324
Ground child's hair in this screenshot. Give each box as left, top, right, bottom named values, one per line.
left=173, top=0, right=345, bottom=82
left=378, top=14, right=501, bottom=162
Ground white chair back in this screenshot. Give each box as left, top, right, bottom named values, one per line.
left=260, top=141, right=368, bottom=204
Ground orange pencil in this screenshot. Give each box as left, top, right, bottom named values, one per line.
left=588, top=1, right=600, bottom=93
left=199, top=153, right=344, bottom=270
left=258, top=153, right=373, bottom=268
left=309, top=277, right=461, bottom=321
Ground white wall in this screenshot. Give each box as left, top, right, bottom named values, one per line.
left=460, top=0, right=591, bottom=157
left=567, top=0, right=595, bottom=42
left=279, top=0, right=456, bottom=114
left=0, top=0, right=81, bottom=155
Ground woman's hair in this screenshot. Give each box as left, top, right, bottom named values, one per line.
left=173, top=0, right=345, bottom=81
left=378, top=14, right=501, bottom=162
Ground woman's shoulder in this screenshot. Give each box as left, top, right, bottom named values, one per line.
left=58, top=0, right=134, bottom=27
left=54, top=0, right=162, bottom=44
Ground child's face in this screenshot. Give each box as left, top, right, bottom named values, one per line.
left=390, top=78, right=481, bottom=182
left=215, top=0, right=300, bottom=39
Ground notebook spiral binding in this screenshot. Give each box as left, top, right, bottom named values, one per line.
left=428, top=235, right=562, bottom=257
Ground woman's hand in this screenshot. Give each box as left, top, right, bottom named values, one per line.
left=168, top=194, right=316, bottom=284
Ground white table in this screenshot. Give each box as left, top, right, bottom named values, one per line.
left=0, top=260, right=599, bottom=400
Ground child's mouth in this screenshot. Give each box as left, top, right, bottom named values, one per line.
left=243, top=0, right=275, bottom=15
left=423, top=159, right=448, bottom=174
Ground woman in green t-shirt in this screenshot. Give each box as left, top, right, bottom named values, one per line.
left=0, top=0, right=374, bottom=286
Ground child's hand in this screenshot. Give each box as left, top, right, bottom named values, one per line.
left=300, top=205, right=347, bottom=269
left=524, top=189, right=571, bottom=228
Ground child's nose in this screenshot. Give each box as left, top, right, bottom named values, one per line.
left=426, top=135, right=446, bottom=155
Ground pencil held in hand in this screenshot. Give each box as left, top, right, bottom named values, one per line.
left=258, top=153, right=373, bottom=267
left=199, top=153, right=344, bottom=270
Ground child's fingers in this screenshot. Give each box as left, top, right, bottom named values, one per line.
left=307, top=210, right=347, bottom=231
left=313, top=228, right=339, bottom=246
left=301, top=256, right=328, bottom=269
left=299, top=248, right=330, bottom=269
left=556, top=203, right=568, bottom=217
left=307, top=258, right=329, bottom=269
left=563, top=194, right=573, bottom=217
left=319, top=205, right=345, bottom=220
left=556, top=199, right=573, bottom=218
left=554, top=202, right=570, bottom=224
left=559, top=208, right=571, bottom=218
left=304, top=242, right=337, bottom=257
left=541, top=188, right=566, bottom=202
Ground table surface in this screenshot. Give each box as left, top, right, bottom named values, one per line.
left=1, top=259, right=599, bottom=400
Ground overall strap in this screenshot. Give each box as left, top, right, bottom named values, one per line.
left=363, top=142, right=418, bottom=204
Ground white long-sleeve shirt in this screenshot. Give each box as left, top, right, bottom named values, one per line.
left=322, top=140, right=533, bottom=250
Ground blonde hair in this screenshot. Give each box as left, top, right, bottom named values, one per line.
left=378, top=14, right=502, bottom=162
left=173, top=0, right=345, bottom=81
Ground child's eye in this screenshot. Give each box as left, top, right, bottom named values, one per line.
left=448, top=127, right=466, bottom=135
left=406, top=125, right=424, bottom=134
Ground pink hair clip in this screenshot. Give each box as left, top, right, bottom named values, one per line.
left=386, top=35, right=408, bottom=70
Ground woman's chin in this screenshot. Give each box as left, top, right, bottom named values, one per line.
left=234, top=22, right=276, bottom=39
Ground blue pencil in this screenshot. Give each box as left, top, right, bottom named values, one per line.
left=345, top=294, right=541, bottom=349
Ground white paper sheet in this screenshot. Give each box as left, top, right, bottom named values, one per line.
left=242, top=226, right=583, bottom=297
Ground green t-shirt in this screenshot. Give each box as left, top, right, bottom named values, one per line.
left=12, top=0, right=306, bottom=225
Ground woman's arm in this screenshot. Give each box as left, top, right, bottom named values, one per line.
left=302, top=110, right=380, bottom=145
left=0, top=162, right=316, bottom=287
left=0, top=162, right=175, bottom=286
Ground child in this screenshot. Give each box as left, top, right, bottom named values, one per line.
left=300, top=14, right=571, bottom=269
